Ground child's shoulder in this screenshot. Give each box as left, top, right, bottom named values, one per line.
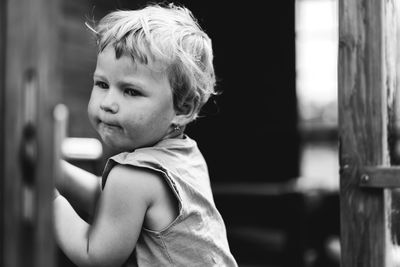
left=106, top=164, right=165, bottom=204
left=105, top=164, right=179, bottom=231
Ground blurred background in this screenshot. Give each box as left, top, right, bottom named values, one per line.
left=1, top=0, right=341, bottom=266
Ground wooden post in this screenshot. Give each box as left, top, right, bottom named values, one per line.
left=339, top=0, right=400, bottom=266
left=2, top=0, right=62, bottom=266
left=0, top=0, right=6, bottom=265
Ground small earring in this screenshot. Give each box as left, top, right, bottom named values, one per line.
left=173, top=124, right=181, bottom=132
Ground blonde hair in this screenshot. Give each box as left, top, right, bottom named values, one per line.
left=92, top=3, right=216, bottom=122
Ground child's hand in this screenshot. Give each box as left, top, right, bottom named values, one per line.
left=54, top=188, right=61, bottom=200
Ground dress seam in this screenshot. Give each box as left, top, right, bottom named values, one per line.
left=159, top=234, right=174, bottom=265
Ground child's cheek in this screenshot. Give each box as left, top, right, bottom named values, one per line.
left=87, top=99, right=98, bottom=128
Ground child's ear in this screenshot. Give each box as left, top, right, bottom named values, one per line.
left=172, top=102, right=195, bottom=126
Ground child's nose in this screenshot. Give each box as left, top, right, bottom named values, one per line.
left=100, top=91, right=119, bottom=113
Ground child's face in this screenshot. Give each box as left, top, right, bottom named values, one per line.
left=88, top=46, right=176, bottom=152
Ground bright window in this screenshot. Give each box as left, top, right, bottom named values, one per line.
left=295, top=0, right=339, bottom=191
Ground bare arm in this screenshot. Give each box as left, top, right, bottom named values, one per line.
left=53, top=165, right=155, bottom=267
left=56, top=160, right=102, bottom=217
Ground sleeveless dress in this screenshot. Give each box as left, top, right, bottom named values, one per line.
left=101, top=135, right=238, bottom=267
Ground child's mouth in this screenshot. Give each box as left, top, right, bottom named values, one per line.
left=98, top=120, right=122, bottom=130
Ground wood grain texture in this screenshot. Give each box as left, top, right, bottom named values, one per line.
left=338, top=0, right=398, bottom=266
left=360, top=167, right=400, bottom=188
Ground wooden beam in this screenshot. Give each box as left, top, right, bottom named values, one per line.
left=360, top=167, right=400, bottom=188
left=339, top=0, right=396, bottom=266
left=3, top=0, right=62, bottom=266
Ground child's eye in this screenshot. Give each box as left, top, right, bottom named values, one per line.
left=94, top=81, right=108, bottom=89
left=124, top=88, right=141, bottom=97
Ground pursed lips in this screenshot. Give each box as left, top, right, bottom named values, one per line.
left=98, top=119, right=122, bottom=130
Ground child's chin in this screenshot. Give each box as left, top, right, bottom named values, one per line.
left=103, top=140, right=133, bottom=153
left=104, top=141, right=123, bottom=152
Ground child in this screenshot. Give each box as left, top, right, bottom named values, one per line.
left=53, top=3, right=238, bottom=267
